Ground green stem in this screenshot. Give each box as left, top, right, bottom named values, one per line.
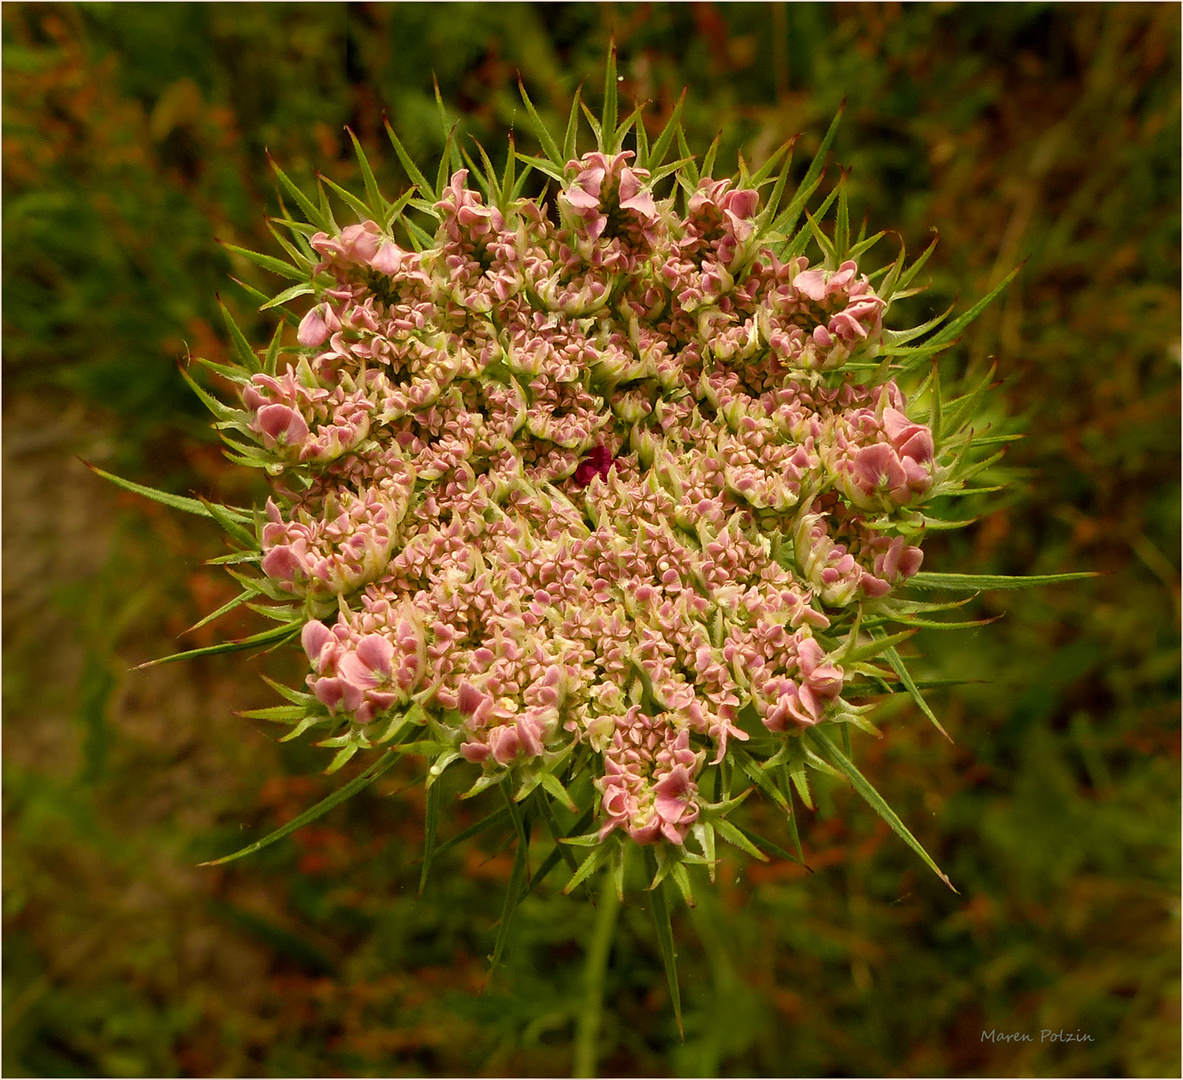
left=572, top=871, right=620, bottom=1078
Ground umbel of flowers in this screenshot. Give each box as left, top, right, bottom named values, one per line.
left=109, top=60, right=1060, bottom=955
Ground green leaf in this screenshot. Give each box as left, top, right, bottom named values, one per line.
left=501, top=133, right=516, bottom=209
left=562, top=82, right=585, bottom=164
left=237, top=704, right=308, bottom=722
left=834, top=175, right=850, bottom=263
left=783, top=738, right=814, bottom=810
left=403, top=216, right=435, bottom=251
left=263, top=322, right=285, bottom=376
left=432, top=76, right=463, bottom=177
left=221, top=241, right=306, bottom=283
left=198, top=749, right=402, bottom=866
left=773, top=102, right=843, bottom=238
left=517, top=77, right=563, bottom=167
left=711, top=817, right=770, bottom=861
left=324, top=740, right=363, bottom=773
left=734, top=822, right=803, bottom=866
left=879, top=230, right=936, bottom=303
left=316, top=172, right=377, bottom=225
left=260, top=673, right=314, bottom=706
left=782, top=182, right=840, bottom=259
left=631, top=100, right=650, bottom=166
left=579, top=100, right=603, bottom=147
left=841, top=628, right=917, bottom=664
left=647, top=88, right=685, bottom=172
left=218, top=298, right=263, bottom=372
left=847, top=228, right=886, bottom=262
left=134, top=620, right=301, bottom=670
left=537, top=769, right=578, bottom=813
left=751, top=137, right=794, bottom=188
left=346, top=126, right=385, bottom=219
left=268, top=152, right=332, bottom=230
left=879, top=304, right=956, bottom=352
left=562, top=840, right=610, bottom=895
left=803, top=208, right=837, bottom=264
left=279, top=715, right=330, bottom=743
left=929, top=360, right=944, bottom=450
left=676, top=123, right=699, bottom=187
left=915, top=264, right=1023, bottom=356
left=177, top=363, right=234, bottom=421
left=907, top=570, right=1097, bottom=591
left=85, top=463, right=253, bottom=523
left=668, top=862, right=695, bottom=908
left=529, top=800, right=591, bottom=895
left=384, top=116, right=434, bottom=196
left=181, top=588, right=257, bottom=636
left=601, top=46, right=618, bottom=152
left=700, top=133, right=720, bottom=180
left=383, top=187, right=417, bottom=233
left=266, top=220, right=316, bottom=272
left=489, top=808, right=532, bottom=979
left=432, top=805, right=513, bottom=858
left=514, top=152, right=565, bottom=183
left=229, top=277, right=301, bottom=327
left=805, top=729, right=956, bottom=891
left=316, top=177, right=339, bottom=235
left=646, top=850, right=683, bottom=1038
left=199, top=497, right=260, bottom=551
left=778, top=779, right=805, bottom=862
left=893, top=614, right=1003, bottom=630
left=649, top=155, right=697, bottom=186
left=919, top=515, right=982, bottom=532
left=732, top=746, right=790, bottom=813
left=881, top=640, right=949, bottom=740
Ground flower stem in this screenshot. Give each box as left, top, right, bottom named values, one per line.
left=572, top=870, right=620, bottom=1078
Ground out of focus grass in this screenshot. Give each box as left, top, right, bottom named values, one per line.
left=3, top=4, right=1178, bottom=1076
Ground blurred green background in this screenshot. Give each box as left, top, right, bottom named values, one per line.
left=3, top=3, right=1178, bottom=1076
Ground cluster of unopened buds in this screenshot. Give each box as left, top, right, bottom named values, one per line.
left=241, top=133, right=946, bottom=844
left=129, top=74, right=1036, bottom=912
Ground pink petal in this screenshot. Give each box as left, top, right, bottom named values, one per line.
left=257, top=404, right=309, bottom=446
left=854, top=444, right=907, bottom=492
left=793, top=268, right=828, bottom=302
left=301, top=621, right=335, bottom=665
left=355, top=633, right=395, bottom=677
left=297, top=307, right=330, bottom=348
left=370, top=239, right=402, bottom=276
left=261, top=545, right=304, bottom=581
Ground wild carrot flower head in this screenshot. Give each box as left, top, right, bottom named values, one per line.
left=167, top=63, right=1032, bottom=920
